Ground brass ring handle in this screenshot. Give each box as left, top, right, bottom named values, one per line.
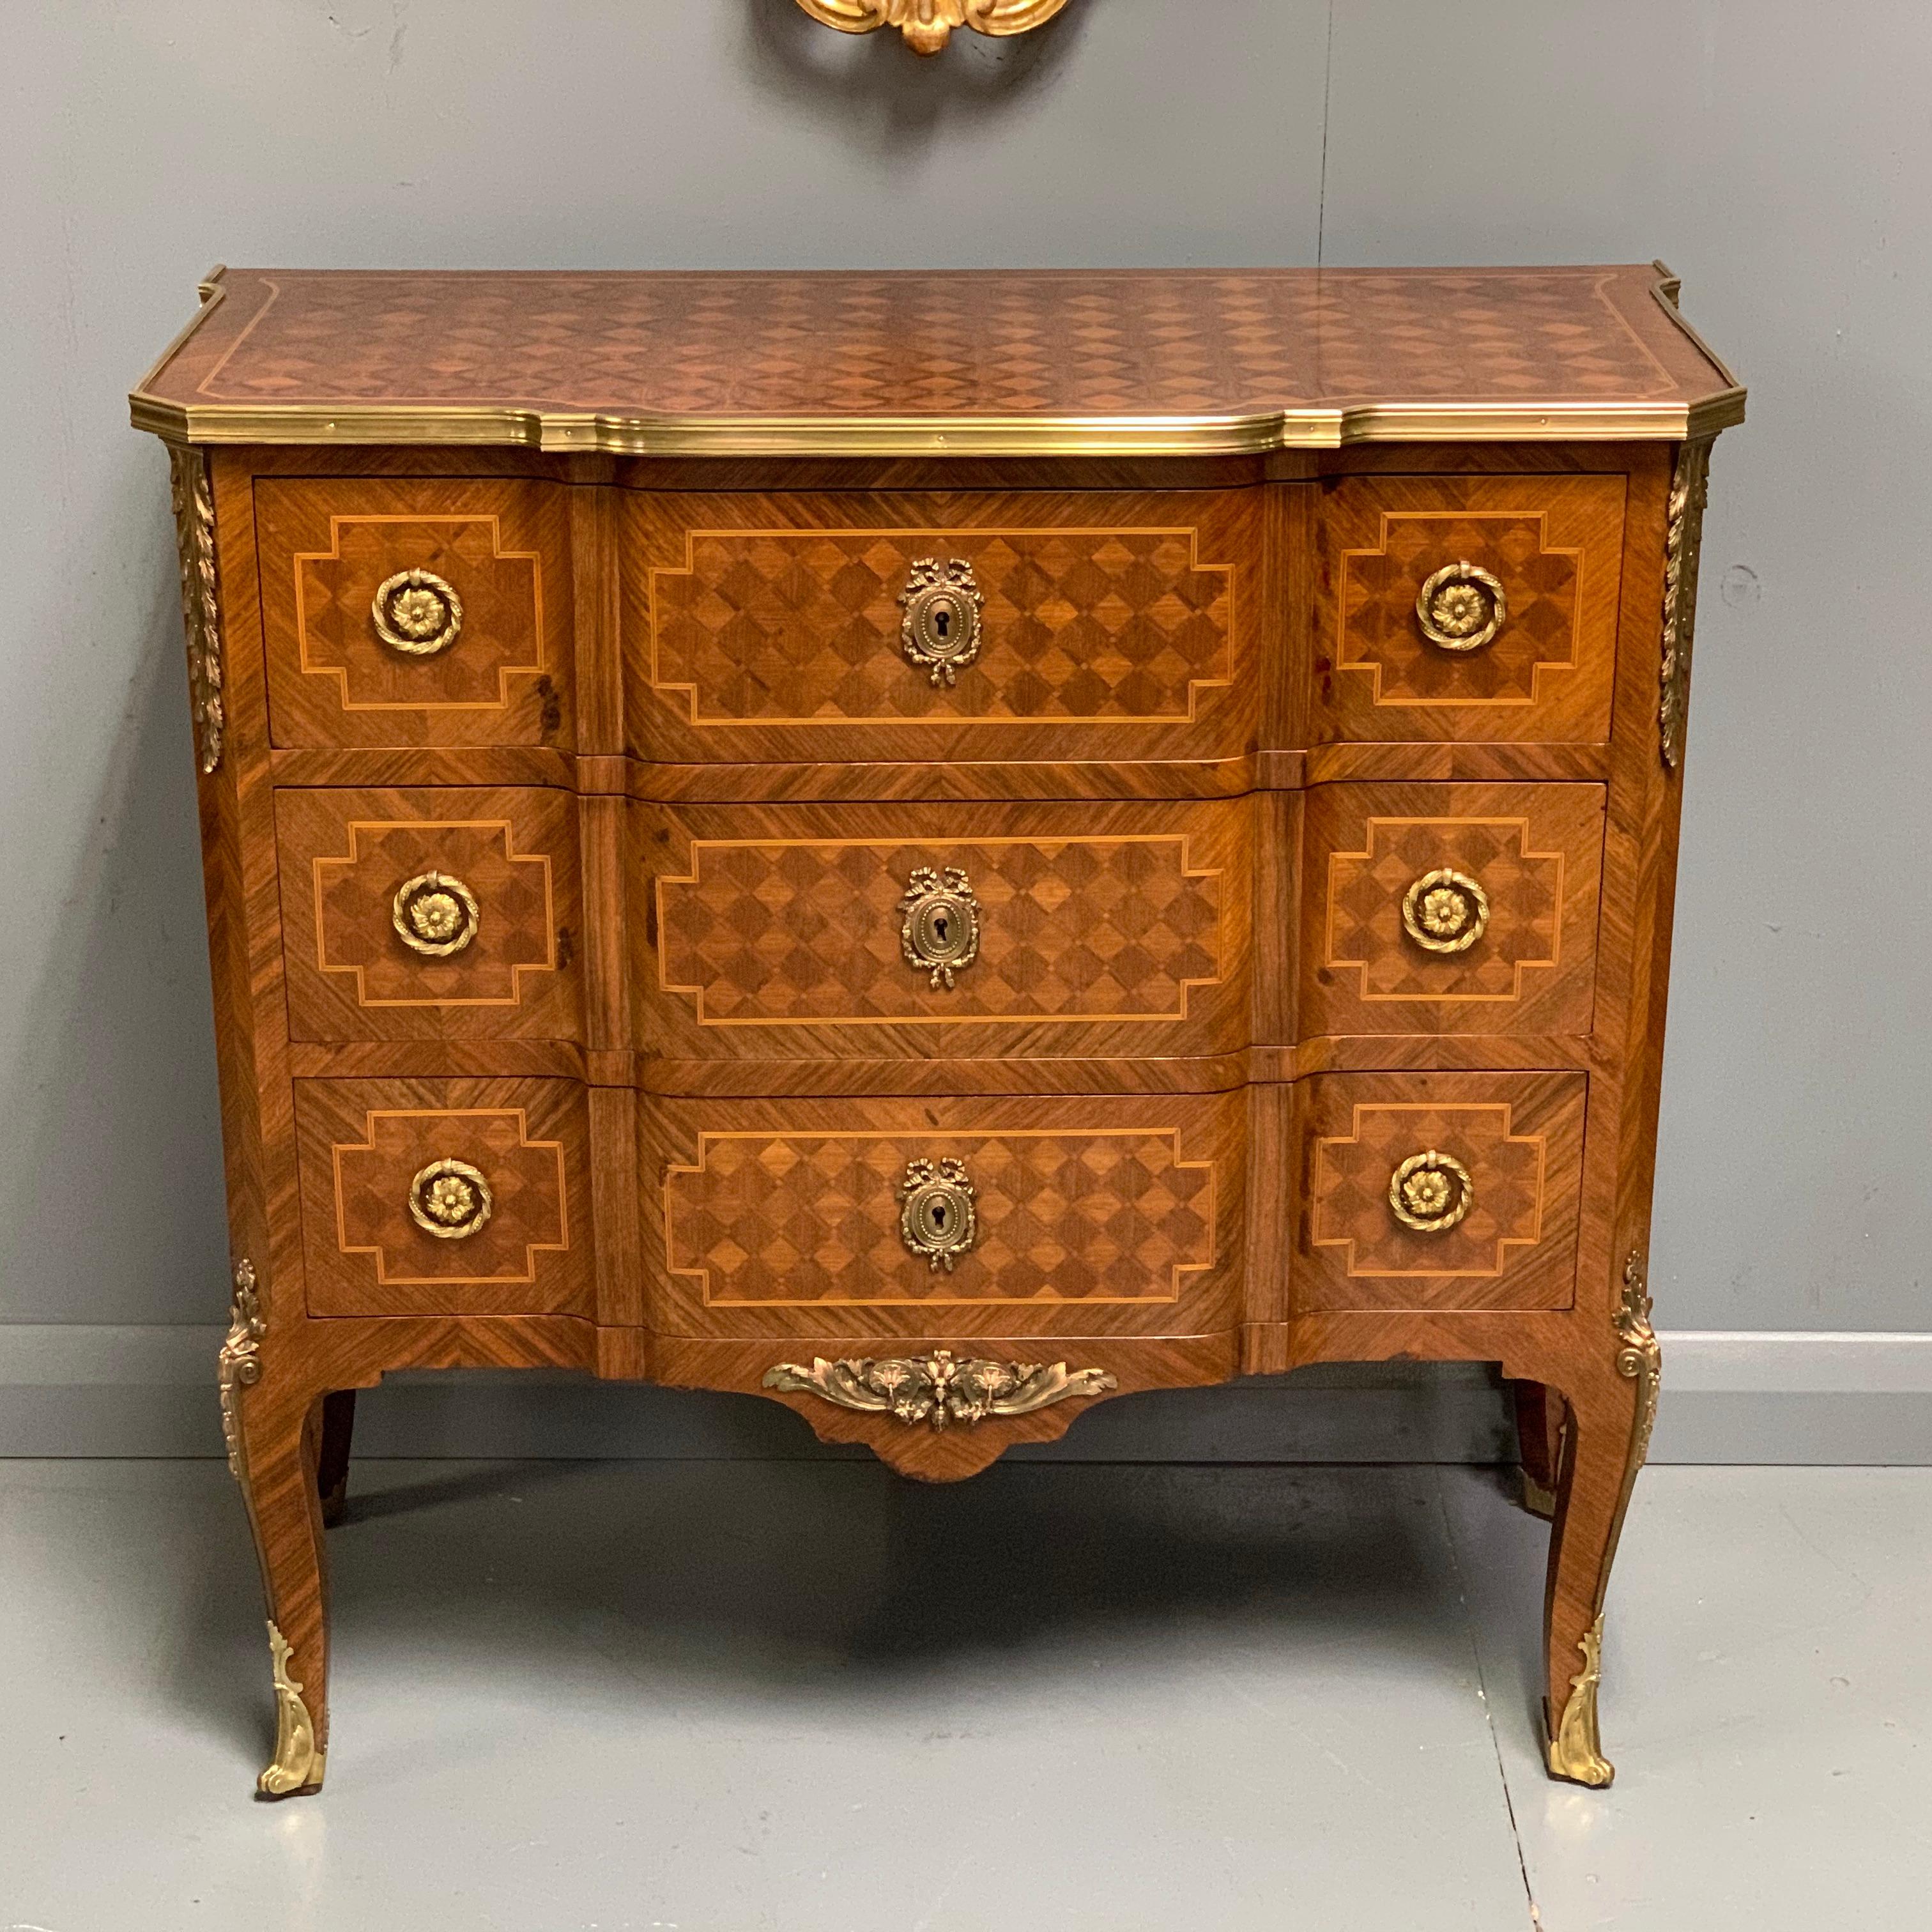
left=408, top=1158, right=493, bottom=1240
left=900, top=866, right=981, bottom=988
left=1416, top=561, right=1506, bottom=652
left=392, top=871, right=482, bottom=957
left=899, top=558, right=984, bottom=686
left=1388, top=1150, right=1475, bottom=1234
left=1401, top=868, right=1490, bottom=954
left=898, top=1156, right=977, bottom=1272
left=372, top=569, right=464, bottom=656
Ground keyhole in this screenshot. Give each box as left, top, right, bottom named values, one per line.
left=933, top=913, right=949, bottom=945
left=934, top=607, right=951, bottom=640
left=930, top=1201, right=950, bottom=1235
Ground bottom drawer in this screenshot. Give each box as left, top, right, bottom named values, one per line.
left=293, top=1078, right=595, bottom=1317
left=1292, top=1070, right=1587, bottom=1313
left=644, top=1092, right=1244, bottom=1340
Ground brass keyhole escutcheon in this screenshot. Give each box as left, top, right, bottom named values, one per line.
left=899, top=558, right=985, bottom=686
left=407, top=1158, right=494, bottom=1241
left=1388, top=1149, right=1475, bottom=1235
left=1416, top=560, right=1506, bottom=653
left=392, top=870, right=482, bottom=958
left=372, top=569, right=464, bottom=656
left=898, top=1156, right=978, bottom=1272
left=1400, top=868, right=1490, bottom=955
left=900, top=866, right=981, bottom=989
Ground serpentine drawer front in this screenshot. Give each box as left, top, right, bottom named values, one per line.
left=635, top=797, right=1250, bottom=1064
left=622, top=490, right=1255, bottom=770
left=135, top=264, right=1739, bottom=1797
left=645, top=1091, right=1243, bottom=1341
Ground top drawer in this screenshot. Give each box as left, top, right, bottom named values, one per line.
left=621, top=491, right=1255, bottom=768
left=1311, top=473, right=1627, bottom=745
left=256, top=479, right=574, bottom=749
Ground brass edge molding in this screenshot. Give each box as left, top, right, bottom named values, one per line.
left=1547, top=1615, right=1613, bottom=1786
left=258, top=1620, right=326, bottom=1798
left=217, top=1257, right=263, bottom=1482
left=1545, top=1251, right=1663, bottom=1788
left=763, top=1349, right=1117, bottom=1431
left=795, top=0, right=1072, bottom=56
left=128, top=395, right=1745, bottom=456
left=1659, top=438, right=1713, bottom=769
left=167, top=443, right=224, bottom=773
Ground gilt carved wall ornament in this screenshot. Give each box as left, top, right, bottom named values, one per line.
left=1659, top=439, right=1712, bottom=769
left=763, top=1349, right=1117, bottom=1430
left=793, top=0, right=1072, bottom=56
left=168, top=444, right=224, bottom=774
left=217, top=1257, right=264, bottom=1482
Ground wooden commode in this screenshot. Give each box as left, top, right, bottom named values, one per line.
left=131, top=264, right=1742, bottom=1797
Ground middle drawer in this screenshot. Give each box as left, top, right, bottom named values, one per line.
left=636, top=798, right=1250, bottom=1064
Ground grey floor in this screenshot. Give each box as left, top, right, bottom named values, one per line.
left=1, top=1459, right=1926, bottom=1931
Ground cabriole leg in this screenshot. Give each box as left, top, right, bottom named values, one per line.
left=1509, top=1377, right=1563, bottom=1519
left=220, top=1262, right=330, bottom=1798
left=316, top=1390, right=357, bottom=1528
left=1541, top=1257, right=1661, bottom=1787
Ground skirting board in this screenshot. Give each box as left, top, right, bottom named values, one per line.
left=3, top=1325, right=1929, bottom=1464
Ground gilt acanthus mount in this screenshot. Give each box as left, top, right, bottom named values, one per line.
left=793, top=0, right=1071, bottom=57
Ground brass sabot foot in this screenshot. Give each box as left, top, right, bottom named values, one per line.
left=256, top=1621, right=326, bottom=1798
left=1519, top=1469, right=1558, bottom=1521
left=1544, top=1614, right=1614, bottom=1788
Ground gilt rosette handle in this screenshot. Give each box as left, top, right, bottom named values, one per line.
left=1416, top=560, right=1506, bottom=652
left=1400, top=868, right=1490, bottom=954
left=408, top=1158, right=493, bottom=1239
left=393, top=871, right=482, bottom=957
left=372, top=568, right=463, bottom=656
left=1388, top=1149, right=1475, bottom=1234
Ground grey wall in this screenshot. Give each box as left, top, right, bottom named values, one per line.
left=4, top=1, right=1929, bottom=1459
